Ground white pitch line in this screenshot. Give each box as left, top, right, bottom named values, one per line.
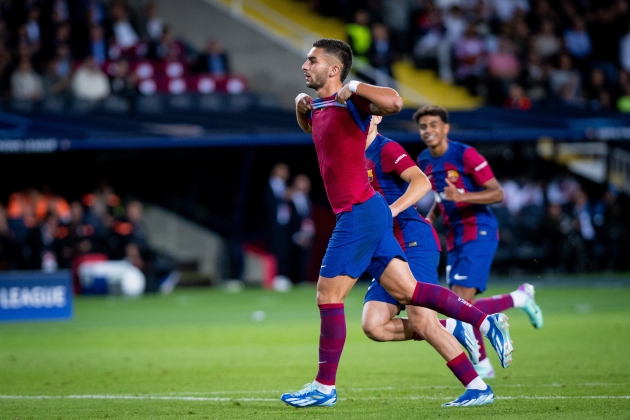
left=0, top=395, right=628, bottom=402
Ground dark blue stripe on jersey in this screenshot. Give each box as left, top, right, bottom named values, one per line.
left=346, top=99, right=371, bottom=134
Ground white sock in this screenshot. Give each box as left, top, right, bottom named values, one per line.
left=477, top=357, right=493, bottom=369
left=479, top=317, right=490, bottom=335
left=510, top=290, right=528, bottom=308
left=313, top=380, right=335, bottom=394
left=466, top=376, right=487, bottom=390
left=444, top=318, right=457, bottom=334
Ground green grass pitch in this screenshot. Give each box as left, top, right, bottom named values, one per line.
left=1, top=280, right=629, bottom=419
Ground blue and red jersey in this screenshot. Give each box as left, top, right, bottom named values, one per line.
left=417, top=140, right=498, bottom=251
left=366, top=134, right=441, bottom=252
left=308, top=93, right=375, bottom=214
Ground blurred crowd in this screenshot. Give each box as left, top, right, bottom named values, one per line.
left=0, top=184, right=172, bottom=292
left=416, top=170, right=630, bottom=273
left=264, top=163, right=316, bottom=284
left=320, top=0, right=630, bottom=111
left=0, top=0, right=241, bottom=105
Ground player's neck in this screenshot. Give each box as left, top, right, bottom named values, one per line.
left=316, top=81, right=343, bottom=98
left=366, top=130, right=378, bottom=150
left=429, top=138, right=449, bottom=157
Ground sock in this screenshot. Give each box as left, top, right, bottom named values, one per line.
left=509, top=290, right=528, bottom=308
left=313, top=380, right=335, bottom=394
left=443, top=318, right=456, bottom=334
left=411, top=283, right=487, bottom=330
left=473, top=326, right=488, bottom=361
left=446, top=352, right=485, bottom=390
left=413, top=319, right=448, bottom=341
left=315, top=303, right=345, bottom=386
left=474, top=294, right=514, bottom=313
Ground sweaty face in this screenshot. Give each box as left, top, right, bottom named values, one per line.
left=418, top=115, right=449, bottom=148
left=302, top=47, right=333, bottom=90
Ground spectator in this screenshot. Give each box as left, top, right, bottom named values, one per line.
left=564, top=16, right=592, bottom=61
left=382, top=0, right=415, bottom=55
left=194, top=38, right=230, bottom=77
left=368, top=23, right=396, bottom=86
left=90, top=24, right=108, bottom=65
left=487, top=37, right=520, bottom=104
left=288, top=174, right=315, bottom=284
left=346, top=9, right=372, bottom=68
left=489, top=0, right=529, bottom=23
left=24, top=7, right=41, bottom=46
left=109, top=59, right=137, bottom=103
left=504, top=82, right=532, bottom=110
left=150, top=25, right=186, bottom=62
left=454, top=22, right=486, bottom=95
left=549, top=53, right=581, bottom=103
left=71, top=55, right=110, bottom=101
left=110, top=2, right=139, bottom=49
left=533, top=19, right=561, bottom=60
left=10, top=58, right=43, bottom=100
left=263, top=163, right=292, bottom=282
left=522, top=49, right=549, bottom=101
left=140, top=2, right=164, bottom=42
left=616, top=83, right=630, bottom=112
left=42, top=56, right=71, bottom=97
left=620, top=19, right=630, bottom=73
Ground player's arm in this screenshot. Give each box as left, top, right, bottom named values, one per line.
left=389, top=166, right=431, bottom=218
left=336, top=81, right=402, bottom=116
left=443, top=177, right=504, bottom=204
left=295, top=93, right=313, bottom=134
left=425, top=199, right=441, bottom=224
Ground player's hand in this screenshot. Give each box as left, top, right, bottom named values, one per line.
left=336, top=83, right=353, bottom=105
left=295, top=93, right=312, bottom=115
left=389, top=205, right=400, bottom=218
left=443, top=178, right=464, bottom=202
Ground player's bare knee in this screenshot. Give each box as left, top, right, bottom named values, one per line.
left=361, top=321, right=387, bottom=342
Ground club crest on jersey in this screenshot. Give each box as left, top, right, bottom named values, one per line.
left=447, top=170, right=460, bottom=182
left=367, top=169, right=373, bottom=182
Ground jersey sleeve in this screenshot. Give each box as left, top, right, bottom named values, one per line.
left=381, top=141, right=417, bottom=176
left=350, top=93, right=372, bottom=117
left=462, top=147, right=495, bottom=185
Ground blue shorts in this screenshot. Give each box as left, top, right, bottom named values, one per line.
left=364, top=248, right=440, bottom=305
left=320, top=194, right=406, bottom=279
left=446, top=239, right=498, bottom=294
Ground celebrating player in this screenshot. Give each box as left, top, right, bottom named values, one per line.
left=415, top=105, right=543, bottom=379
left=280, top=39, right=513, bottom=409
left=361, top=114, right=492, bottom=406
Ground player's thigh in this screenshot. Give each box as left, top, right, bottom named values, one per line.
left=361, top=299, right=400, bottom=332
left=446, top=240, right=498, bottom=294
left=321, top=195, right=390, bottom=280
left=378, top=257, right=417, bottom=304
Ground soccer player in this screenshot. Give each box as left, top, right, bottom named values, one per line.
left=414, top=105, right=543, bottom=379
left=281, top=39, right=513, bottom=409
left=361, top=114, right=490, bottom=405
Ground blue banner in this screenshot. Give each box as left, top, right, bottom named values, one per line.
left=0, top=271, right=73, bottom=322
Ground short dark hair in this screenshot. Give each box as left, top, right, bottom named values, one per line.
left=313, top=38, right=353, bottom=82
left=412, top=105, right=449, bottom=125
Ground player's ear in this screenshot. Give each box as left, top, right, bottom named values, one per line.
left=444, top=123, right=450, bottom=135
left=329, top=64, right=340, bottom=79
left=372, top=115, right=383, bottom=125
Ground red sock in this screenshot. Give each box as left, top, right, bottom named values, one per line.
left=474, top=294, right=514, bottom=314
left=411, top=283, right=486, bottom=330
left=447, top=352, right=479, bottom=387
left=413, top=319, right=447, bottom=341
left=315, top=303, right=346, bottom=386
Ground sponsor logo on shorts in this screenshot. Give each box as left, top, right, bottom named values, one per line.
left=453, top=274, right=468, bottom=280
